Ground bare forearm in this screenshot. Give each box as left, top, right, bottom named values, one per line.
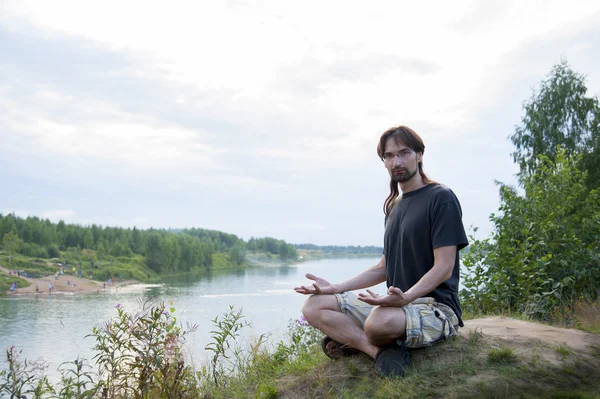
left=333, top=256, right=387, bottom=293
left=404, top=261, right=453, bottom=302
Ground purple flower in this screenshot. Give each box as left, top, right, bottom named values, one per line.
left=115, top=304, right=121, bottom=309
left=297, top=315, right=308, bottom=326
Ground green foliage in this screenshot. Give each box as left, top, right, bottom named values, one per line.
left=57, top=358, right=98, bottom=398
left=203, top=305, right=249, bottom=387
left=0, top=213, right=296, bottom=285
left=462, top=149, right=600, bottom=320
left=273, top=316, right=322, bottom=363
left=553, top=345, right=572, bottom=360
left=294, top=243, right=383, bottom=257
left=2, top=231, right=20, bottom=263
left=199, top=312, right=322, bottom=398
left=210, top=252, right=240, bottom=270
left=254, top=383, right=278, bottom=399
left=511, top=60, right=600, bottom=190
left=0, top=274, right=28, bottom=293
left=47, top=244, right=60, bottom=258
left=228, top=242, right=246, bottom=265
left=487, top=347, right=518, bottom=364
left=4, top=304, right=598, bottom=399
left=89, top=300, right=199, bottom=398
left=0, top=346, right=54, bottom=398
left=19, top=242, right=49, bottom=258
left=182, top=228, right=242, bottom=251
left=1, top=301, right=200, bottom=398
left=247, top=237, right=298, bottom=260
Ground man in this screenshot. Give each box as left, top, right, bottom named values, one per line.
left=295, top=126, right=468, bottom=377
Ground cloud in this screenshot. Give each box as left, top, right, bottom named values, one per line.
left=40, top=209, right=75, bottom=221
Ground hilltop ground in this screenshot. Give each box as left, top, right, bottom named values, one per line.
left=3, top=262, right=599, bottom=398
left=269, top=316, right=600, bottom=399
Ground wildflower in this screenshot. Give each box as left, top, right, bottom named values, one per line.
left=297, top=315, right=309, bottom=326
left=115, top=303, right=121, bottom=309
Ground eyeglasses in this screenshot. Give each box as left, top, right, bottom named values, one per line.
left=382, top=149, right=414, bottom=163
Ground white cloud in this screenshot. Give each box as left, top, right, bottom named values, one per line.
left=5, top=0, right=597, bottom=146
left=40, top=209, right=75, bottom=221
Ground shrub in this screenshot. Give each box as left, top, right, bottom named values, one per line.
left=89, top=300, right=199, bottom=398
left=47, top=244, right=60, bottom=259
left=462, top=150, right=600, bottom=321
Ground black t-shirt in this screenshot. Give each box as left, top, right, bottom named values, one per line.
left=383, top=184, right=468, bottom=326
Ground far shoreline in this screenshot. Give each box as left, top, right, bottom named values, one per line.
left=1, top=264, right=140, bottom=297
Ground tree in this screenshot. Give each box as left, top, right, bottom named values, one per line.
left=462, top=149, right=600, bottom=321
left=228, top=242, right=245, bottom=265
left=146, top=233, right=163, bottom=272
left=83, top=231, right=94, bottom=249
left=278, top=242, right=289, bottom=259
left=510, top=60, right=600, bottom=189
left=3, top=231, right=20, bottom=263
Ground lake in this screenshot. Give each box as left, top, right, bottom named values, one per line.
left=0, top=257, right=386, bottom=378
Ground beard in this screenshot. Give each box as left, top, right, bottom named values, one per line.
left=391, top=167, right=418, bottom=183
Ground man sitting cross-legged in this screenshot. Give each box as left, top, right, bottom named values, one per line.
left=294, top=125, right=469, bottom=377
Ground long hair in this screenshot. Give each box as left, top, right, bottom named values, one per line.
left=377, top=126, right=437, bottom=217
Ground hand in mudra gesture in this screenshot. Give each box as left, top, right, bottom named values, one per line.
left=357, top=286, right=411, bottom=307
left=294, top=273, right=337, bottom=295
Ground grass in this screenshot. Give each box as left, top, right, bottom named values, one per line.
left=200, top=324, right=600, bottom=399
left=1, top=299, right=599, bottom=399
left=487, top=347, right=518, bottom=364
left=554, top=344, right=573, bottom=360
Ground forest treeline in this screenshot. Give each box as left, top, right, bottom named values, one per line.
left=294, top=243, right=382, bottom=256
left=0, top=214, right=297, bottom=278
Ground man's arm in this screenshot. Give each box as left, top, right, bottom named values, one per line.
left=294, top=255, right=387, bottom=295
left=358, top=246, right=456, bottom=306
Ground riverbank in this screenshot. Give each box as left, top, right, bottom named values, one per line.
left=1, top=264, right=137, bottom=295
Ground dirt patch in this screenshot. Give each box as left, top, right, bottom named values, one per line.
left=462, top=316, right=600, bottom=353
left=1, top=264, right=136, bottom=295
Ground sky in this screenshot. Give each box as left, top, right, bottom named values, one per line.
left=1, top=1, right=599, bottom=246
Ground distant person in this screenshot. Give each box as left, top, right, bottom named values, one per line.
left=48, top=282, right=53, bottom=294
left=10, top=282, right=17, bottom=292
left=295, top=126, right=469, bottom=377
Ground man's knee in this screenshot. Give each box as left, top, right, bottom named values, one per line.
left=301, top=296, right=318, bottom=322
left=364, top=307, right=406, bottom=345
left=301, top=294, right=340, bottom=326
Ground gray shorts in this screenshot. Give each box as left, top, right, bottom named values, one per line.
left=334, top=291, right=459, bottom=349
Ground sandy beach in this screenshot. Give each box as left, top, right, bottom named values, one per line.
left=1, top=265, right=137, bottom=296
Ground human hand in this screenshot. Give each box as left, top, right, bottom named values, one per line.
left=294, top=273, right=337, bottom=295
left=357, top=286, right=411, bottom=307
